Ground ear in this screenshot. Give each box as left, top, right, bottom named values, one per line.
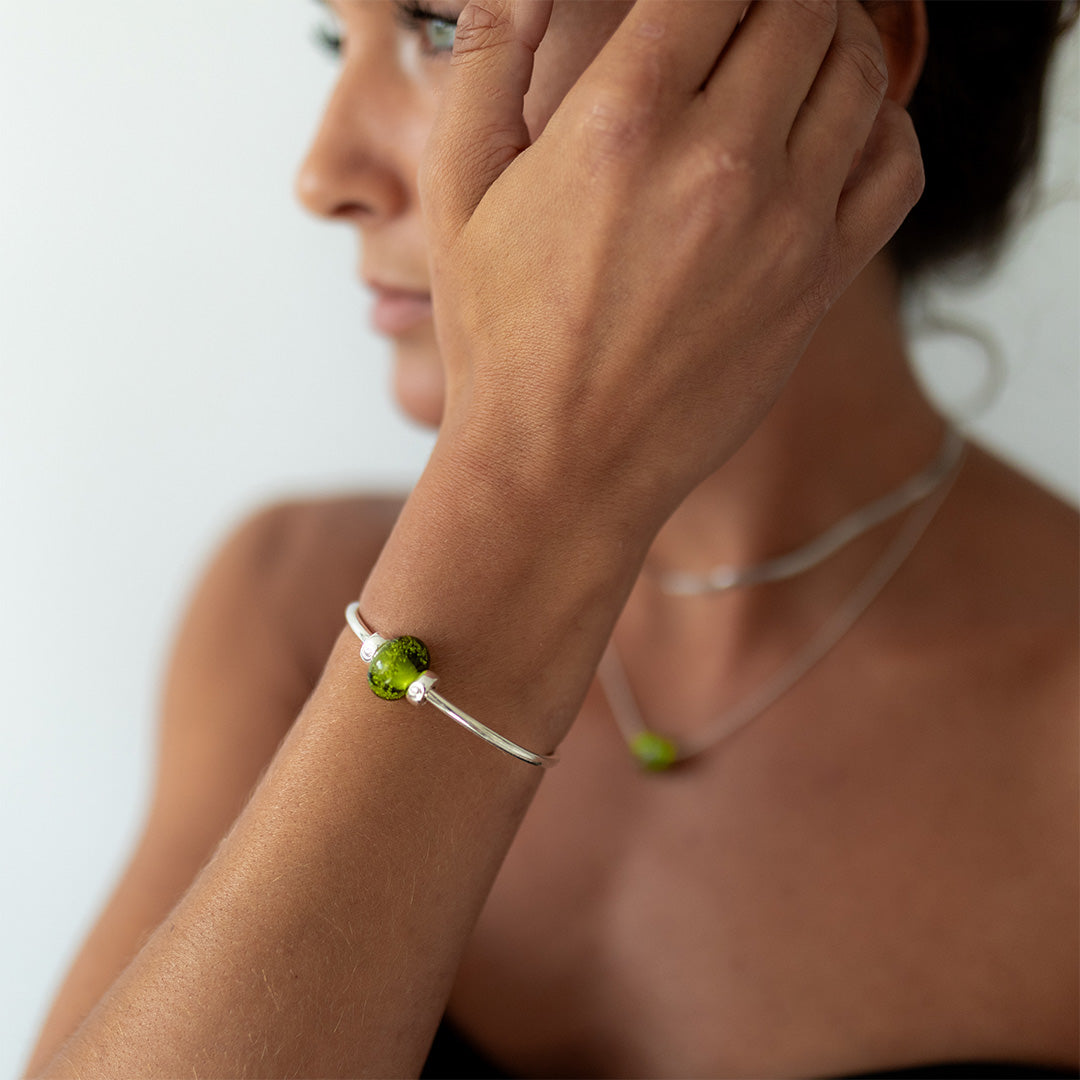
left=865, top=0, right=928, bottom=109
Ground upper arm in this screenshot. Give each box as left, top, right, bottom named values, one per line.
left=25, top=497, right=397, bottom=1074
left=148, top=494, right=400, bottom=853
left=148, top=503, right=318, bottom=846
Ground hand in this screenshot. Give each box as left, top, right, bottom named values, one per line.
left=420, top=0, right=923, bottom=528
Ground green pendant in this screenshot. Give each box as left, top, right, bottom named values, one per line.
left=368, top=635, right=431, bottom=701
left=629, top=731, right=679, bottom=771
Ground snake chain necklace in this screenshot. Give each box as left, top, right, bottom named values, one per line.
left=598, top=426, right=967, bottom=770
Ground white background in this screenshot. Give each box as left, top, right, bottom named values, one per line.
left=1, top=3, right=1076, bottom=1075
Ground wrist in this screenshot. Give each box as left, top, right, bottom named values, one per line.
left=355, top=430, right=654, bottom=752
left=437, top=403, right=678, bottom=540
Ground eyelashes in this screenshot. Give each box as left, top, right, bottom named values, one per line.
left=313, top=23, right=344, bottom=56
left=393, top=1, right=458, bottom=57
left=311, top=0, right=344, bottom=55
left=313, top=1, right=458, bottom=60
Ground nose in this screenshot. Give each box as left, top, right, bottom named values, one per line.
left=295, top=53, right=413, bottom=224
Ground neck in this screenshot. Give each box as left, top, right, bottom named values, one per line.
left=645, top=256, right=946, bottom=579
left=608, top=257, right=955, bottom=743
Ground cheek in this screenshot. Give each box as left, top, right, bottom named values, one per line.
left=399, top=88, right=441, bottom=173
left=394, top=34, right=428, bottom=84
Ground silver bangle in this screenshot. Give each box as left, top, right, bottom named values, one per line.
left=344, top=603, right=559, bottom=769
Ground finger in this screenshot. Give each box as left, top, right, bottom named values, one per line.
left=419, top=0, right=553, bottom=237
left=702, top=0, right=839, bottom=145
left=788, top=0, right=890, bottom=200
left=835, top=98, right=924, bottom=272
left=579, top=0, right=746, bottom=105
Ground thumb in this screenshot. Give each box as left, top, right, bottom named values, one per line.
left=419, top=0, right=553, bottom=238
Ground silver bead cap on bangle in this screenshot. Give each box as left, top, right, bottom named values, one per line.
left=359, top=633, right=387, bottom=663
left=344, top=602, right=558, bottom=769
left=406, top=671, right=438, bottom=704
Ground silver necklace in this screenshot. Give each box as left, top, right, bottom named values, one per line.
left=599, top=432, right=966, bottom=770
left=647, top=425, right=965, bottom=596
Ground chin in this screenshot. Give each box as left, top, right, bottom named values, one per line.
left=393, top=350, right=445, bottom=429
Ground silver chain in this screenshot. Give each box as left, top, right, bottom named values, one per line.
left=648, top=425, right=965, bottom=596
left=599, top=431, right=967, bottom=768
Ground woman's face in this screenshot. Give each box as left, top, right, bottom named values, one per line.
left=296, top=0, right=632, bottom=427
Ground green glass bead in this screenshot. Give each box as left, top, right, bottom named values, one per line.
left=368, top=635, right=431, bottom=701
left=629, top=731, right=679, bottom=771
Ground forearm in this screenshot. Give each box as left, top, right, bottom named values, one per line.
left=38, top=439, right=651, bottom=1079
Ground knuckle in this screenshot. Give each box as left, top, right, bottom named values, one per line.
left=883, top=107, right=926, bottom=206
left=686, top=143, right=754, bottom=189
left=704, top=147, right=760, bottom=211
left=603, top=37, right=666, bottom=111
left=839, top=39, right=890, bottom=100
left=451, top=0, right=511, bottom=58
left=898, top=143, right=926, bottom=205
left=578, top=94, right=656, bottom=170
left=682, top=136, right=778, bottom=228
left=709, top=140, right=757, bottom=182
left=791, top=0, right=839, bottom=32
left=460, top=121, right=521, bottom=175
left=695, top=125, right=760, bottom=181
left=583, top=14, right=668, bottom=110
left=775, top=204, right=822, bottom=268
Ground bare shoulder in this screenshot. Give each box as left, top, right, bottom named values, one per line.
left=201, top=493, right=406, bottom=689
left=149, top=490, right=405, bottom=834
left=162, top=492, right=405, bottom=763
left=893, top=438, right=1078, bottom=831
left=221, top=491, right=404, bottom=585
left=951, top=440, right=1076, bottom=589
left=934, top=441, right=1078, bottom=866
left=917, top=440, right=1077, bottom=644
left=958, top=446, right=1080, bottom=1053
left=934, top=439, right=1078, bottom=719
left=863, top=443, right=1078, bottom=1060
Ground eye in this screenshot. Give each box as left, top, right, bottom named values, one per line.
left=314, top=23, right=344, bottom=57
left=312, top=1, right=345, bottom=57
left=393, top=0, right=458, bottom=58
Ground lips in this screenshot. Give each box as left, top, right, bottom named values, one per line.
left=369, top=285, right=433, bottom=336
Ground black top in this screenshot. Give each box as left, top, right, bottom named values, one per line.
left=421, top=1015, right=1080, bottom=1080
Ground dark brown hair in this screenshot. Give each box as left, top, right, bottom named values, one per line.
left=887, top=0, right=1079, bottom=288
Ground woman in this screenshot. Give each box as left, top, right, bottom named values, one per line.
left=25, top=1, right=1078, bottom=1077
